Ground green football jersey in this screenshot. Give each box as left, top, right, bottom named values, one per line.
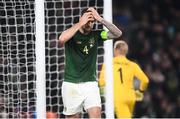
left=64, top=30, right=106, bottom=83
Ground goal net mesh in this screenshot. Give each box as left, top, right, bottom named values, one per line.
left=0, top=0, right=105, bottom=118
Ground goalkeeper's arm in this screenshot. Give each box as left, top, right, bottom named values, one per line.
left=134, top=63, right=149, bottom=101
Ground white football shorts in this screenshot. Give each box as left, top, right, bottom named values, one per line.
left=61, top=81, right=101, bottom=115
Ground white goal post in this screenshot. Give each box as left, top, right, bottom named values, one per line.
left=103, top=0, right=114, bottom=118
left=35, top=0, right=46, bottom=118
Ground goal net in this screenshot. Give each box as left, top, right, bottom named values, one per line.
left=0, top=0, right=105, bottom=118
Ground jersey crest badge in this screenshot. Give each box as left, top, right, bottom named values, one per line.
left=76, top=41, right=82, bottom=44
left=89, top=38, right=95, bottom=48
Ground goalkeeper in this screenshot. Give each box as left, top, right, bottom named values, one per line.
left=59, top=7, right=122, bottom=118
left=99, top=40, right=149, bottom=118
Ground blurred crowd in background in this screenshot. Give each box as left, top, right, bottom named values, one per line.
left=113, top=0, right=180, bottom=117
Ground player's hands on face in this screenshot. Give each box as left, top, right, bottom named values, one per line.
left=135, top=90, right=144, bottom=101
left=87, top=7, right=102, bottom=22
left=79, top=12, right=94, bottom=26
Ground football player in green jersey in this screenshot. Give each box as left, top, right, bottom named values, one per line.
left=59, top=7, right=122, bottom=118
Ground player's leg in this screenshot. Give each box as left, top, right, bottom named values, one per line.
left=61, top=82, right=84, bottom=118
left=83, top=81, right=102, bottom=118
left=86, top=106, right=101, bottom=118
left=128, top=100, right=136, bottom=117
left=115, top=102, right=131, bottom=118
left=65, top=113, right=81, bottom=118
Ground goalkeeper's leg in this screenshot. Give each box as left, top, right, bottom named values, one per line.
left=115, top=101, right=135, bottom=118
left=115, top=103, right=131, bottom=118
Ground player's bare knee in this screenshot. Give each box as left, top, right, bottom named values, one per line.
left=87, top=107, right=101, bottom=118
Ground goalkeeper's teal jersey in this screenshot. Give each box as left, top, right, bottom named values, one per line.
left=64, top=30, right=105, bottom=83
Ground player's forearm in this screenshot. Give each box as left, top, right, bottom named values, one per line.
left=100, top=19, right=122, bottom=39
left=59, top=22, right=82, bottom=44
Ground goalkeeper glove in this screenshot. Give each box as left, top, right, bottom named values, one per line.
left=135, top=90, right=144, bottom=101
